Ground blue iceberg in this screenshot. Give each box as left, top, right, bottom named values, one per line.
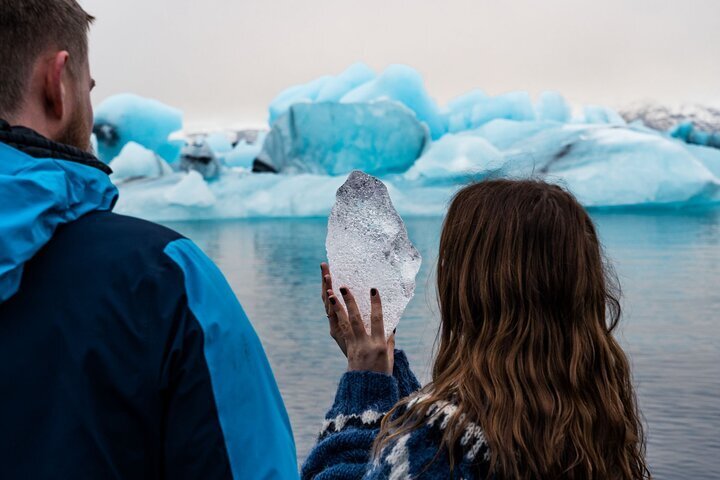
left=94, top=94, right=184, bottom=164
left=269, top=64, right=446, bottom=140
left=535, top=91, right=571, bottom=123
left=256, top=101, right=429, bottom=175
left=582, top=105, right=626, bottom=125
left=340, top=65, right=446, bottom=140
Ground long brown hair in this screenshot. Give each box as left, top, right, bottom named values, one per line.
left=375, top=180, right=650, bottom=479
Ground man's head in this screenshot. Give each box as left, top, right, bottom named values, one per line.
left=0, top=0, right=95, bottom=151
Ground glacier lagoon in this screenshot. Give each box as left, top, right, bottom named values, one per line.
left=95, top=63, right=720, bottom=220
left=166, top=211, right=720, bottom=479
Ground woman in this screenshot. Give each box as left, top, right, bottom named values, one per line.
left=302, top=180, right=650, bottom=479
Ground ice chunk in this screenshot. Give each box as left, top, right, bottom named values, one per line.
left=316, top=63, right=376, bottom=102
left=469, top=91, right=536, bottom=128
left=582, top=105, right=625, bottom=125
left=268, top=64, right=377, bottom=124
left=223, top=136, right=266, bottom=169
left=444, top=90, right=489, bottom=133
left=204, top=132, right=234, bottom=154
left=93, top=94, right=184, bottom=163
left=109, top=142, right=172, bottom=181
left=341, top=64, right=447, bottom=139
left=268, top=75, right=333, bottom=124
left=255, top=101, right=429, bottom=175
left=179, top=139, right=222, bottom=180
left=405, top=134, right=506, bottom=184
left=326, top=171, right=422, bottom=338
left=444, top=91, right=537, bottom=132
left=684, top=143, right=720, bottom=178
left=469, top=118, right=560, bottom=150
left=670, top=122, right=720, bottom=149
left=164, top=171, right=216, bottom=207
left=550, top=127, right=718, bottom=206
left=473, top=121, right=720, bottom=207
left=536, top=91, right=571, bottom=122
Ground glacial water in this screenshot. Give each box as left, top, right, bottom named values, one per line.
left=166, top=210, right=720, bottom=479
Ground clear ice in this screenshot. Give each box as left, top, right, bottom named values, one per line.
left=326, top=171, right=422, bottom=338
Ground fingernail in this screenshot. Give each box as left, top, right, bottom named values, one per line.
left=371, top=288, right=378, bottom=297
left=340, top=287, right=348, bottom=295
left=330, top=297, right=337, bottom=305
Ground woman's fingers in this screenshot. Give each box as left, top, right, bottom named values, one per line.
left=339, top=287, right=368, bottom=338
left=329, top=293, right=352, bottom=339
left=370, top=288, right=385, bottom=340
left=323, top=276, right=335, bottom=313
left=320, top=263, right=331, bottom=301
left=326, top=289, right=339, bottom=325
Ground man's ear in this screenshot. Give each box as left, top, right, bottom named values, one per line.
left=44, top=51, right=70, bottom=120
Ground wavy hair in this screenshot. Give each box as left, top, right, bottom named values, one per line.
left=375, top=180, right=650, bottom=479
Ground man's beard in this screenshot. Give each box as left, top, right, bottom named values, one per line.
left=56, top=110, right=92, bottom=154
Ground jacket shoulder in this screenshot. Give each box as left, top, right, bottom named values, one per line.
left=56, top=211, right=184, bottom=252
left=25, top=211, right=188, bottom=302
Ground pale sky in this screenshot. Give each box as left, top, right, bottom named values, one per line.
left=82, top=0, right=720, bottom=128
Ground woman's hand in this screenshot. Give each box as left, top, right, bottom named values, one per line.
left=321, top=263, right=347, bottom=356
left=327, top=283, right=395, bottom=375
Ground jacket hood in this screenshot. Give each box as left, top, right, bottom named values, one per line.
left=0, top=120, right=118, bottom=303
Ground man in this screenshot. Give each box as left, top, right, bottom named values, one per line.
left=0, top=1, right=298, bottom=478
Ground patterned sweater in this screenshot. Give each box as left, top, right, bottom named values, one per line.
left=301, top=351, right=493, bottom=479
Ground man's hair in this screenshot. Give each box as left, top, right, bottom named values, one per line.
left=0, top=0, right=94, bottom=117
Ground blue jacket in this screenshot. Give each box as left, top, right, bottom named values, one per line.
left=0, top=120, right=298, bottom=479
left=301, top=351, right=492, bottom=479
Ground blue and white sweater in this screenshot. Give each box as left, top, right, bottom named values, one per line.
left=302, top=351, right=494, bottom=479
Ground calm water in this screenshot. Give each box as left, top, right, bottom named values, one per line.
left=167, top=211, right=720, bottom=479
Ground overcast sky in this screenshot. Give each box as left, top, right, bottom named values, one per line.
left=82, top=0, right=720, bottom=128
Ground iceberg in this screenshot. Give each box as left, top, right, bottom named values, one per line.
left=670, top=122, right=720, bottom=149
left=268, top=75, right=333, bottom=125
left=444, top=90, right=489, bottom=133
left=109, top=142, right=172, bottom=182
left=178, top=138, right=222, bottom=180
left=404, top=134, right=505, bottom=184
left=326, top=171, right=422, bottom=338
left=470, top=91, right=537, bottom=127
left=445, top=91, right=537, bottom=133
left=582, top=105, right=626, bottom=125
left=165, top=171, right=216, bottom=208
left=93, top=94, right=184, bottom=164
left=470, top=121, right=720, bottom=207
left=223, top=136, right=265, bottom=169
left=536, top=91, right=571, bottom=123
left=204, top=132, right=234, bottom=154
left=255, top=101, right=429, bottom=175
left=113, top=170, right=350, bottom=221
left=315, top=63, right=376, bottom=103
left=340, top=65, right=447, bottom=140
